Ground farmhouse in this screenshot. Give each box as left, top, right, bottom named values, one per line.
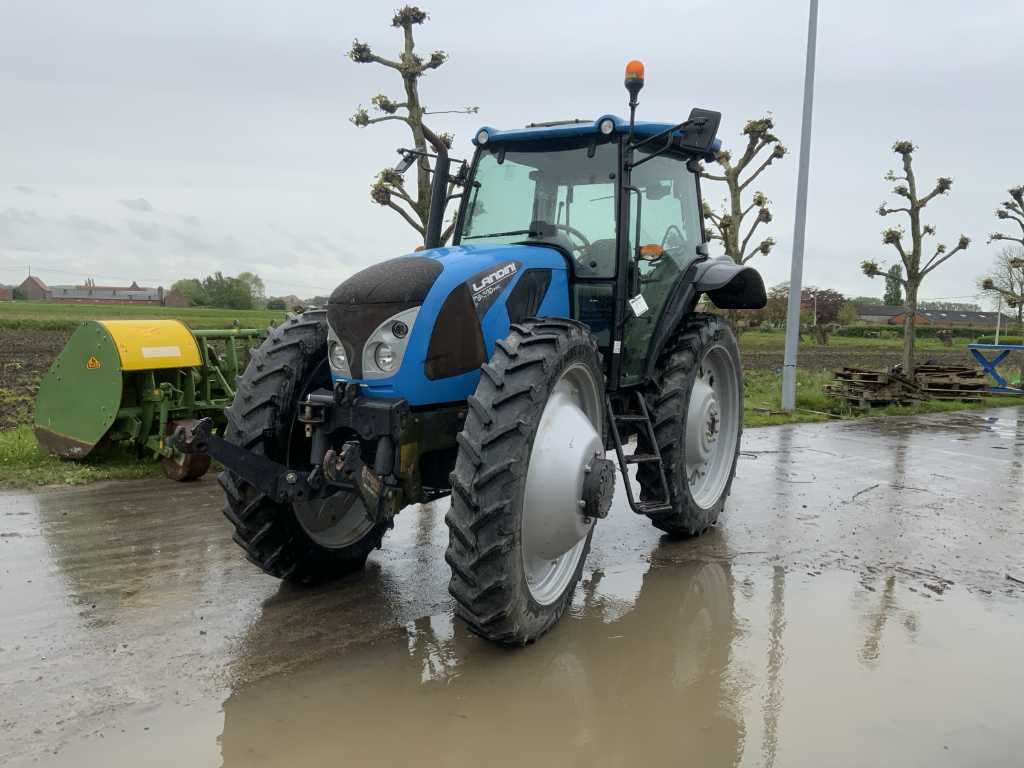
left=18, top=275, right=50, bottom=300
left=857, top=305, right=1008, bottom=329
left=13, top=274, right=191, bottom=306
left=48, top=280, right=163, bottom=305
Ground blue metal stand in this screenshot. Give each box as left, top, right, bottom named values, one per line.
left=967, top=343, right=1024, bottom=393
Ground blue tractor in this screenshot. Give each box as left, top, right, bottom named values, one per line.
left=175, top=62, right=767, bottom=645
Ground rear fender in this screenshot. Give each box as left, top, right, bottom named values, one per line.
left=641, top=259, right=765, bottom=381
left=693, top=259, right=767, bottom=310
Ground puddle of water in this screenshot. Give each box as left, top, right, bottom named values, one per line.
left=38, top=563, right=1021, bottom=768
left=4, top=408, right=1023, bottom=767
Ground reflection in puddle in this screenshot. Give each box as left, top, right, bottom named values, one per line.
left=220, top=559, right=745, bottom=767
left=215, top=560, right=1024, bottom=768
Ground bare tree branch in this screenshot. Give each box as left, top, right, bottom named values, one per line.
left=917, top=176, right=953, bottom=209
left=921, top=236, right=969, bottom=277
left=739, top=208, right=771, bottom=260
left=388, top=183, right=417, bottom=208
left=440, top=218, right=455, bottom=245
left=365, top=114, right=411, bottom=126
left=385, top=199, right=425, bottom=234
left=423, top=106, right=479, bottom=116
left=878, top=204, right=911, bottom=216
left=739, top=152, right=778, bottom=192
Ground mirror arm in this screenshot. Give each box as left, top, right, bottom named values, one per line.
left=628, top=117, right=711, bottom=170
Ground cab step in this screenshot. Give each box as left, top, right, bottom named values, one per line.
left=605, top=391, right=672, bottom=514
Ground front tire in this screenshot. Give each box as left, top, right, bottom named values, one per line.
left=636, top=314, right=743, bottom=536
left=445, top=319, right=605, bottom=645
left=219, top=310, right=389, bottom=583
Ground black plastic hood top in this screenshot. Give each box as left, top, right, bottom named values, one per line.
left=327, top=256, right=444, bottom=379
left=329, top=255, right=443, bottom=306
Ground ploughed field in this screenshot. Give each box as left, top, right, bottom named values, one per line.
left=0, top=328, right=70, bottom=431
left=0, top=326, right=971, bottom=432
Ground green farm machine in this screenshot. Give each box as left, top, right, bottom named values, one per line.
left=34, top=319, right=264, bottom=480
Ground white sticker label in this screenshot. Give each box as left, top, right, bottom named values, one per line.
left=628, top=293, right=649, bottom=317
left=141, top=345, right=181, bottom=358
left=613, top=340, right=622, bottom=354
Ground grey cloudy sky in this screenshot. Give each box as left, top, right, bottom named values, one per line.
left=1, top=0, right=1020, bottom=302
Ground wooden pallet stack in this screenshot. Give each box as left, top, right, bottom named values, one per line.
left=825, top=364, right=987, bottom=407
left=824, top=367, right=921, bottom=407
left=914, top=365, right=987, bottom=402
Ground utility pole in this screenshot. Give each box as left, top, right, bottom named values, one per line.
left=781, top=0, right=819, bottom=411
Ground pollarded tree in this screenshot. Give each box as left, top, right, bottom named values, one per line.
left=700, top=116, right=787, bottom=264
left=349, top=6, right=477, bottom=243
left=860, top=141, right=970, bottom=374
left=988, top=185, right=1024, bottom=249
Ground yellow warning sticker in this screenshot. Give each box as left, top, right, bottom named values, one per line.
left=86, top=356, right=102, bottom=369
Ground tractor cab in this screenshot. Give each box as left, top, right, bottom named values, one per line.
left=454, top=113, right=715, bottom=386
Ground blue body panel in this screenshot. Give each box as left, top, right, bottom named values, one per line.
left=473, top=114, right=722, bottom=155
left=332, top=244, right=570, bottom=406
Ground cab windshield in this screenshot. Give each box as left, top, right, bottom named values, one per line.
left=459, top=140, right=619, bottom=278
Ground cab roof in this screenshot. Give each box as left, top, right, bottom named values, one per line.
left=471, top=114, right=722, bottom=155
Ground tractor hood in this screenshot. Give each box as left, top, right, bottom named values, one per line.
left=326, top=244, right=570, bottom=405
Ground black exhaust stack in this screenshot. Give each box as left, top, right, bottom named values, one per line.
left=422, top=126, right=450, bottom=250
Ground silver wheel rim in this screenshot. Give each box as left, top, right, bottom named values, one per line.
left=685, top=344, right=740, bottom=509
left=521, top=362, right=603, bottom=606
left=294, top=492, right=375, bottom=549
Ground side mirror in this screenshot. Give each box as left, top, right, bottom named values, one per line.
left=696, top=243, right=709, bottom=257
left=394, top=149, right=416, bottom=174
left=677, top=108, right=721, bottom=156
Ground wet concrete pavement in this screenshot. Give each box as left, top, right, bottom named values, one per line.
left=2, top=407, right=1023, bottom=767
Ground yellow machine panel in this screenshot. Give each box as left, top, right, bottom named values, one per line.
left=98, top=319, right=202, bottom=371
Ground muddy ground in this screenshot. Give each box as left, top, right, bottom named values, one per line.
left=0, top=329, right=70, bottom=431
left=0, top=327, right=970, bottom=430
left=2, top=408, right=1022, bottom=767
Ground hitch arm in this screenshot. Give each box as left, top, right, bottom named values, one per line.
left=169, top=418, right=352, bottom=503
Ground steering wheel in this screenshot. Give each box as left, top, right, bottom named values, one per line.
left=552, top=223, right=592, bottom=254
left=661, top=225, right=686, bottom=254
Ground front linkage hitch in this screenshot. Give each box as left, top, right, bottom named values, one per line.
left=168, top=416, right=391, bottom=529
left=171, top=394, right=405, bottom=526
left=169, top=417, right=354, bottom=504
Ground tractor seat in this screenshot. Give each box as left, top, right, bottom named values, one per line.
left=577, top=238, right=616, bottom=277
left=520, top=220, right=579, bottom=258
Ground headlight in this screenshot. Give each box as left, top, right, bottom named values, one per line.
left=599, top=118, right=615, bottom=135
left=326, top=325, right=352, bottom=378
left=374, top=342, right=395, bottom=372
left=329, top=340, right=347, bottom=370
left=475, top=129, right=489, bottom=145
left=361, top=306, right=420, bottom=379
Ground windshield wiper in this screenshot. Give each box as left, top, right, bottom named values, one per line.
left=463, top=229, right=541, bottom=240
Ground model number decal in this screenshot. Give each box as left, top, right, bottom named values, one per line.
left=466, top=260, right=521, bottom=318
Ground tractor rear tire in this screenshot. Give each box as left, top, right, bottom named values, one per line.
left=636, top=314, right=743, bottom=536
left=219, top=310, right=388, bottom=583
left=446, top=318, right=605, bottom=646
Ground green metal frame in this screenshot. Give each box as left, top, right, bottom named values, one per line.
left=35, top=323, right=266, bottom=462
left=111, top=328, right=266, bottom=459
